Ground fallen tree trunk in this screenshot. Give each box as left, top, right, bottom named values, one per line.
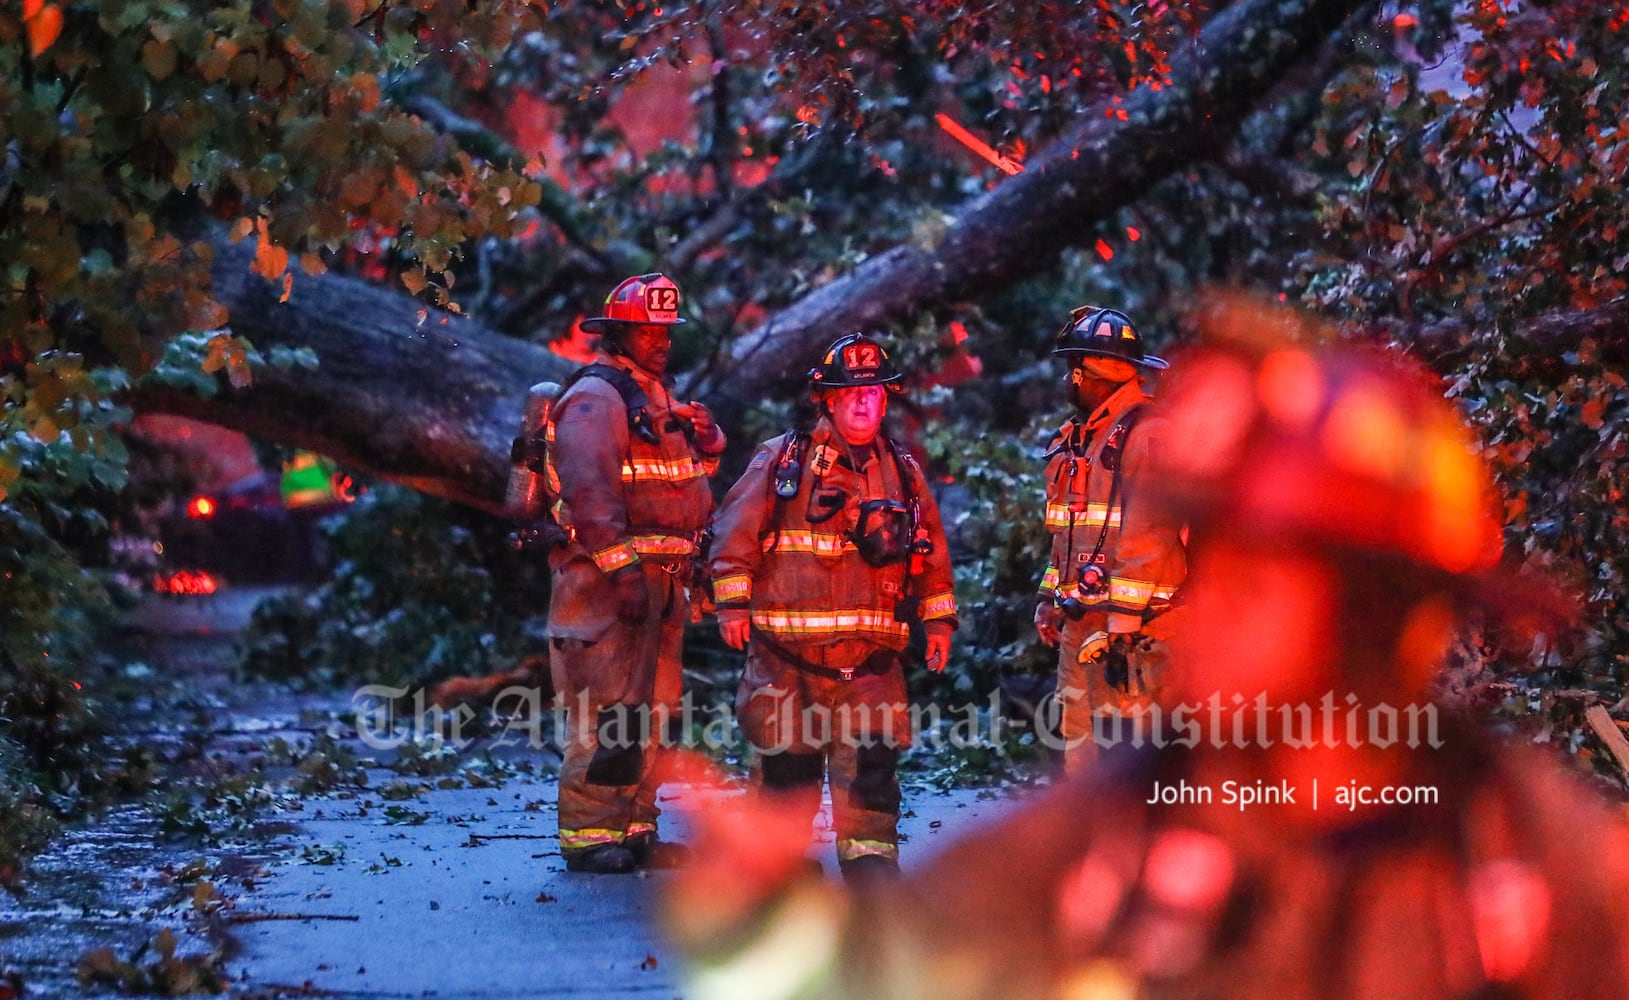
left=128, top=240, right=577, bottom=515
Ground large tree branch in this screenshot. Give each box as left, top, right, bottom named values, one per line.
left=1401, top=296, right=1629, bottom=381
left=693, top=0, right=1369, bottom=417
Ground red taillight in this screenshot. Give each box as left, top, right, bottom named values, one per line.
left=186, top=495, right=216, bottom=519
left=156, top=570, right=218, bottom=595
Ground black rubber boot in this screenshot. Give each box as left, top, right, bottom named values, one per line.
left=838, top=854, right=900, bottom=884
left=563, top=843, right=638, bottom=874
left=625, top=832, right=693, bottom=870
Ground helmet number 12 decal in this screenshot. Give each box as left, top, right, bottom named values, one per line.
left=645, top=285, right=679, bottom=316
left=842, top=343, right=881, bottom=371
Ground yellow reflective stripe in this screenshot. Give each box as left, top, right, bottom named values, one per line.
left=714, top=574, right=752, bottom=603
left=1040, top=566, right=1060, bottom=594
left=751, top=609, right=908, bottom=637
left=1107, top=578, right=1179, bottom=608
left=622, top=456, right=708, bottom=482
left=1109, top=577, right=1155, bottom=605
left=919, top=592, right=957, bottom=620
left=630, top=534, right=697, bottom=557
left=760, top=531, right=855, bottom=556
left=560, top=827, right=625, bottom=850
left=1045, top=501, right=1121, bottom=529
left=591, top=542, right=639, bottom=573
left=836, top=839, right=898, bottom=862
left=626, top=821, right=657, bottom=837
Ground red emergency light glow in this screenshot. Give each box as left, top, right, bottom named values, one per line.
left=186, top=495, right=216, bottom=519
left=935, top=114, right=1024, bottom=175
left=155, top=570, right=219, bottom=595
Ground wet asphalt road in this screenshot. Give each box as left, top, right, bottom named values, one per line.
left=1, top=587, right=1024, bottom=999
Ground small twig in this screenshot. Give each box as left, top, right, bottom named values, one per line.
left=222, top=912, right=361, bottom=923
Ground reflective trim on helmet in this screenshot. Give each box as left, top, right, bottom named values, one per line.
left=591, top=542, right=640, bottom=573
left=751, top=609, right=909, bottom=638
left=918, top=592, right=958, bottom=620
left=622, top=456, right=709, bottom=482
left=759, top=530, right=856, bottom=557
left=836, top=838, right=899, bottom=862
left=559, top=827, right=626, bottom=851
left=713, top=574, right=752, bottom=604
left=1046, top=501, right=1122, bottom=530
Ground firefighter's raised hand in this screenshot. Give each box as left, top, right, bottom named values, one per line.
left=718, top=608, right=751, bottom=650
left=610, top=566, right=651, bottom=623
left=672, top=401, right=724, bottom=452
left=1034, top=600, right=1064, bottom=646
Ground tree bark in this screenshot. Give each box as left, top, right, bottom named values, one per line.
left=128, top=240, right=577, bottom=515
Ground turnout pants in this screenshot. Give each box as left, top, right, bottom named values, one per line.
left=1054, top=609, right=1175, bottom=775
left=552, top=564, right=688, bottom=853
left=736, top=643, right=910, bottom=863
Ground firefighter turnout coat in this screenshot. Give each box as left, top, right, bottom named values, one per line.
left=1039, top=379, right=1185, bottom=621
left=544, top=351, right=723, bottom=854
left=545, top=353, right=721, bottom=639
left=710, top=418, right=957, bottom=674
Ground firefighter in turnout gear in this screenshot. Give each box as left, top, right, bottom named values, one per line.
left=1036, top=305, right=1186, bottom=773
left=659, top=293, right=1629, bottom=1000
left=708, top=333, right=957, bottom=880
left=546, top=273, right=726, bottom=874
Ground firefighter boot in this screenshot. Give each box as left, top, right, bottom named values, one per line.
left=563, top=843, right=638, bottom=874
left=626, top=832, right=694, bottom=869
left=838, top=854, right=900, bottom=884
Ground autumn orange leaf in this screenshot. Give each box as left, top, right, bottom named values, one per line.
left=252, top=236, right=288, bottom=281
left=26, top=3, right=63, bottom=58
